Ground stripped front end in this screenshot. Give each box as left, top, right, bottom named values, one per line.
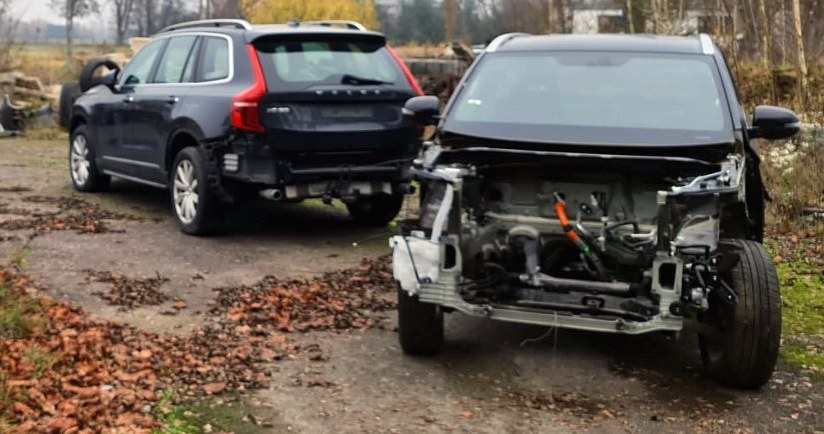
left=391, top=146, right=745, bottom=334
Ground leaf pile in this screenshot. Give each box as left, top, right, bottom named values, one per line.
left=0, top=196, right=144, bottom=237
left=1, top=257, right=396, bottom=432
left=86, top=271, right=172, bottom=311
left=209, top=257, right=395, bottom=332
left=767, top=228, right=824, bottom=271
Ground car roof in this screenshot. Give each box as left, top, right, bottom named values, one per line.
left=493, top=33, right=709, bottom=55
left=158, top=20, right=385, bottom=43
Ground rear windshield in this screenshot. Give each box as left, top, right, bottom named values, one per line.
left=255, top=37, right=400, bottom=92
left=446, top=52, right=734, bottom=146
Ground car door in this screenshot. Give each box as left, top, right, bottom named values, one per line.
left=102, top=38, right=167, bottom=179
left=128, top=34, right=200, bottom=184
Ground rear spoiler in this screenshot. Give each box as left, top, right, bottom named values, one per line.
left=248, top=31, right=386, bottom=46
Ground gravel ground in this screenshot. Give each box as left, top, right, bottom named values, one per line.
left=1, top=138, right=822, bottom=433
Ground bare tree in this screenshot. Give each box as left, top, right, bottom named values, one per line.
left=791, top=0, right=808, bottom=107
left=111, top=0, right=135, bottom=46
left=51, top=0, right=99, bottom=74
left=0, top=0, right=20, bottom=71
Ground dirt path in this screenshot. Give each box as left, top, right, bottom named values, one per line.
left=1, top=138, right=822, bottom=433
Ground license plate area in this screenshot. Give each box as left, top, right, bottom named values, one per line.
left=320, top=107, right=373, bottom=118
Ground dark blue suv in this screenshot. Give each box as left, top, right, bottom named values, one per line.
left=68, top=19, right=423, bottom=234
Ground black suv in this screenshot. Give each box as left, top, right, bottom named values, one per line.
left=396, top=34, right=800, bottom=388
left=68, top=19, right=423, bottom=234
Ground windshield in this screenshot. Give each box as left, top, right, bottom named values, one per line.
left=255, top=38, right=400, bottom=92
left=446, top=52, right=734, bottom=146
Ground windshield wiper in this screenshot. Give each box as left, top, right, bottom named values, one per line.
left=341, top=74, right=393, bottom=85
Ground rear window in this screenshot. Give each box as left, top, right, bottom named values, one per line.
left=255, top=38, right=400, bottom=91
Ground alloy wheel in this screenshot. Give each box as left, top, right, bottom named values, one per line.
left=173, top=159, right=199, bottom=224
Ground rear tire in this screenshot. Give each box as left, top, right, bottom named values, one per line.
left=170, top=147, right=223, bottom=235
left=398, top=287, right=444, bottom=356
left=58, top=82, right=82, bottom=127
left=346, top=193, right=404, bottom=227
left=69, top=125, right=110, bottom=192
left=699, top=239, right=781, bottom=389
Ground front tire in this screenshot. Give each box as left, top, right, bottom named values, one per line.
left=398, top=288, right=444, bottom=356
left=170, top=147, right=223, bottom=235
left=346, top=193, right=404, bottom=227
left=69, top=125, right=110, bottom=192
left=699, top=239, right=781, bottom=389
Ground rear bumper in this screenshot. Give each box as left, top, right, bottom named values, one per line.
left=219, top=142, right=414, bottom=198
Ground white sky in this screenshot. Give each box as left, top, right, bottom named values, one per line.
left=13, top=0, right=111, bottom=26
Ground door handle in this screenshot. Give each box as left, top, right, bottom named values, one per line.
left=123, top=95, right=134, bottom=103
left=167, top=96, right=179, bottom=105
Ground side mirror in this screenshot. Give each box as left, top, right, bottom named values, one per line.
left=402, top=96, right=440, bottom=126
left=748, top=105, right=800, bottom=140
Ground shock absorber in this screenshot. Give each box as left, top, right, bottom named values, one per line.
left=553, top=193, right=607, bottom=278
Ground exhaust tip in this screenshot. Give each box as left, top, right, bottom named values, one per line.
left=260, top=189, right=284, bottom=201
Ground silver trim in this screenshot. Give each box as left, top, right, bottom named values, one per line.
left=102, top=155, right=161, bottom=169
left=159, top=19, right=252, bottom=33
left=122, top=32, right=235, bottom=88
left=103, top=170, right=167, bottom=188
left=485, top=32, right=531, bottom=53
left=699, top=33, right=715, bottom=55
left=302, top=20, right=367, bottom=31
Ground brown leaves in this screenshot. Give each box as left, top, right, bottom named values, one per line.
left=86, top=270, right=173, bottom=310
left=209, top=257, right=395, bottom=333
left=0, top=195, right=145, bottom=237
left=1, top=257, right=396, bottom=432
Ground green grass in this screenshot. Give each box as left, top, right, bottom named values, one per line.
left=151, top=390, right=283, bottom=434
left=774, top=256, right=824, bottom=377
left=0, top=283, right=44, bottom=340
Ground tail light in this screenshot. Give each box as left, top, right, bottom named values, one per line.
left=386, top=45, right=424, bottom=96
left=231, top=44, right=267, bottom=133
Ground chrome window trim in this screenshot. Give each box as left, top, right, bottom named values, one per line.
left=124, top=32, right=236, bottom=88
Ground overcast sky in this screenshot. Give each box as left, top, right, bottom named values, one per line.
left=13, top=0, right=111, bottom=26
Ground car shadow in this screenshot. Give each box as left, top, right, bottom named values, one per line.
left=98, top=179, right=392, bottom=237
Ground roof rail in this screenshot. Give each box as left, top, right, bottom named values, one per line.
left=485, top=32, right=531, bottom=53
left=698, top=33, right=715, bottom=55
left=301, top=20, right=367, bottom=31
left=159, top=19, right=252, bottom=34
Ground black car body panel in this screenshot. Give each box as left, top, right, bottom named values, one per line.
left=70, top=22, right=422, bottom=198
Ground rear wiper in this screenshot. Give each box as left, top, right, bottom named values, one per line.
left=341, top=74, right=393, bottom=85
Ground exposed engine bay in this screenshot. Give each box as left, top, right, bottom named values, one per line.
left=392, top=145, right=745, bottom=334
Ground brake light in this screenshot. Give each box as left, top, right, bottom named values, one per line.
left=231, top=44, right=267, bottom=133
left=386, top=45, right=423, bottom=96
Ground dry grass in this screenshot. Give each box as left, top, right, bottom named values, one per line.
left=15, top=43, right=131, bottom=86
left=391, top=43, right=447, bottom=58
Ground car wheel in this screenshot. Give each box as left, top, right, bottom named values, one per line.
left=69, top=125, right=110, bottom=192
left=170, top=147, right=223, bottom=235
left=346, top=193, right=404, bottom=227
left=398, top=287, right=444, bottom=356
left=699, top=239, right=781, bottom=389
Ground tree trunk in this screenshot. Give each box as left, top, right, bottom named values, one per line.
left=757, top=0, right=771, bottom=66
left=625, top=0, right=635, bottom=33
left=65, top=16, right=74, bottom=74
left=790, top=0, right=808, bottom=108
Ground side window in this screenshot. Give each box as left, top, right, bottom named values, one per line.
left=153, top=36, right=198, bottom=84
left=196, top=37, right=230, bottom=82
left=120, top=39, right=166, bottom=86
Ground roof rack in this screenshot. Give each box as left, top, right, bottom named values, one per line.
left=301, top=20, right=367, bottom=31
left=698, top=33, right=715, bottom=55
left=159, top=19, right=252, bottom=34
left=485, top=32, right=531, bottom=53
